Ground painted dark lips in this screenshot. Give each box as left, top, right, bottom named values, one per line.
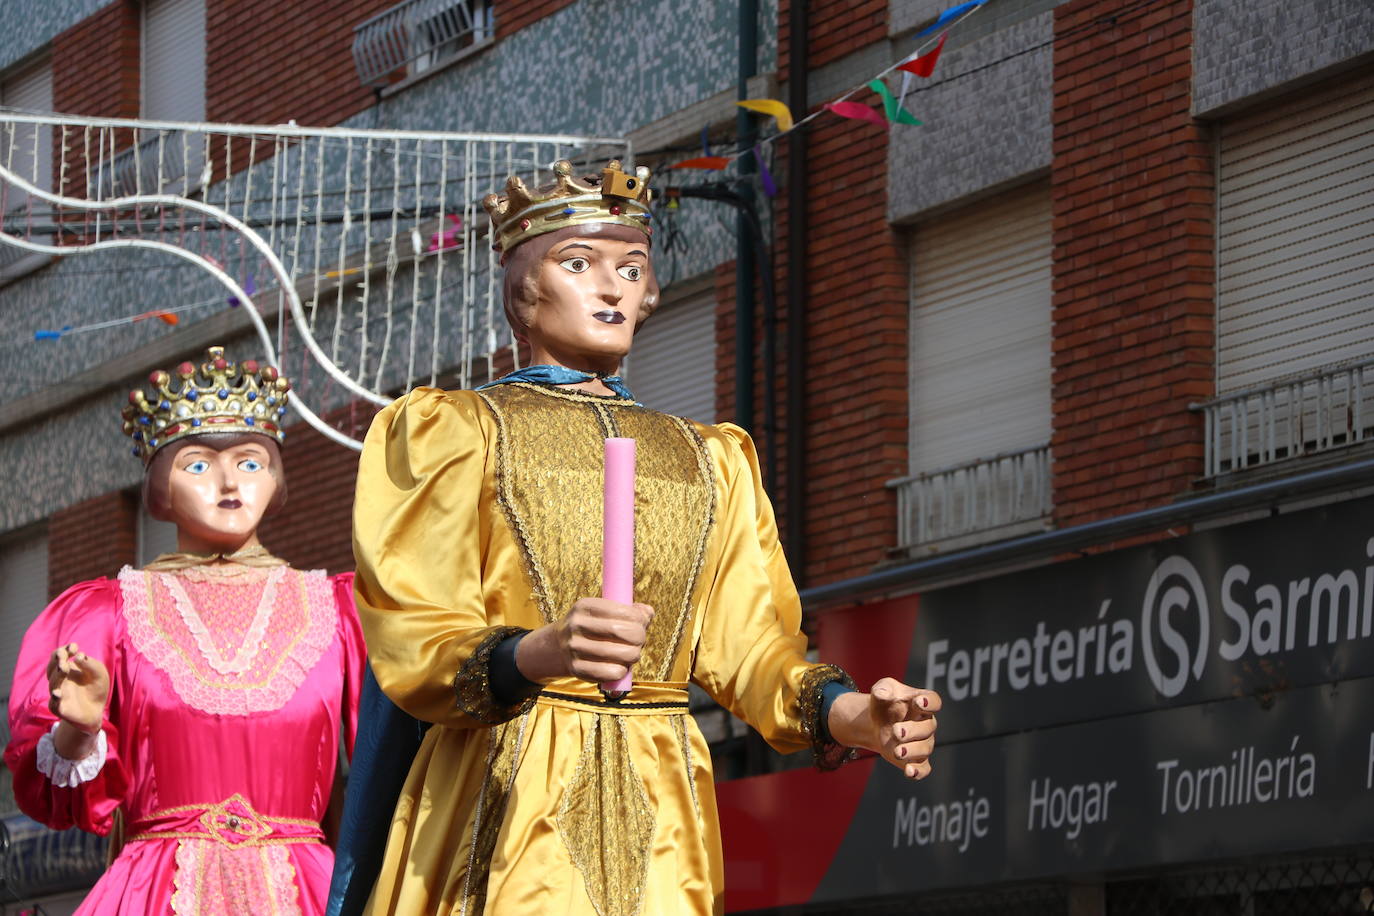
left=592, top=310, right=626, bottom=325
left=218, top=499, right=242, bottom=509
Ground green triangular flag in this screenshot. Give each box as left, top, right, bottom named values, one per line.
left=868, top=78, right=923, bottom=126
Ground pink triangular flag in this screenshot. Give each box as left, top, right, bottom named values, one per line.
left=825, top=101, right=888, bottom=129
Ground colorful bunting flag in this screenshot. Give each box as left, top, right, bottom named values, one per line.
left=670, top=156, right=731, bottom=171
left=824, top=100, right=888, bottom=129
left=428, top=213, right=463, bottom=252
left=915, top=0, right=986, bottom=37
left=226, top=275, right=256, bottom=307
left=736, top=99, right=795, bottom=133
left=868, top=79, right=923, bottom=125
left=133, top=311, right=179, bottom=326
left=898, top=32, right=948, bottom=78
left=34, top=325, right=72, bottom=341
left=751, top=147, right=778, bottom=197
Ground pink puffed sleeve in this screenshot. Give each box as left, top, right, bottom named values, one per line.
left=3, top=579, right=130, bottom=835
left=331, top=571, right=365, bottom=761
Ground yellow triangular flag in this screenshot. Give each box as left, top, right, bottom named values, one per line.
left=737, top=99, right=794, bottom=133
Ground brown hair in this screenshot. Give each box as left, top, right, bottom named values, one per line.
left=142, top=432, right=288, bottom=521
left=500, top=223, right=660, bottom=337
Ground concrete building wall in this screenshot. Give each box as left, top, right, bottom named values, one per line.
left=1193, top=0, right=1374, bottom=116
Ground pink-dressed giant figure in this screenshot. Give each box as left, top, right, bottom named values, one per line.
left=5, top=347, right=366, bottom=915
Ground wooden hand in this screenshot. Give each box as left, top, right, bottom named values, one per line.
left=826, top=677, right=941, bottom=779
left=46, top=642, right=110, bottom=760
left=515, top=598, right=654, bottom=685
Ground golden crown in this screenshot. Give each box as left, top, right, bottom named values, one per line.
left=121, top=346, right=291, bottom=462
left=482, top=159, right=652, bottom=254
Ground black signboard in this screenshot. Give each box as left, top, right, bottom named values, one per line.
left=908, top=495, right=1374, bottom=742
left=796, top=496, right=1374, bottom=899
left=814, top=675, right=1374, bottom=898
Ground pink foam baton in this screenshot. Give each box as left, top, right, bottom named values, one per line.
left=601, top=437, right=636, bottom=697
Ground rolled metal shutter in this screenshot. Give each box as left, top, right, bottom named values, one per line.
left=0, top=62, right=53, bottom=208
left=142, top=0, right=206, bottom=121
left=626, top=289, right=716, bottom=424
left=909, top=181, right=1052, bottom=473
left=1216, top=71, right=1374, bottom=393
left=0, top=529, right=49, bottom=701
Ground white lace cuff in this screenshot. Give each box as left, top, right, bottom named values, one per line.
left=36, top=722, right=107, bottom=788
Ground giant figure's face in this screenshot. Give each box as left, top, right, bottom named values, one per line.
left=524, top=234, right=651, bottom=370
left=163, top=438, right=279, bottom=553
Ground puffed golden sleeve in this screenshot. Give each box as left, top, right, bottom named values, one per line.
left=690, top=423, right=855, bottom=767
left=353, top=387, right=534, bottom=729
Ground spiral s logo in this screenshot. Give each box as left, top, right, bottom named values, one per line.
left=1140, top=556, right=1209, bottom=698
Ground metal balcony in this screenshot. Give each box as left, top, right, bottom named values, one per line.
left=352, top=0, right=492, bottom=88
left=1193, top=359, right=1374, bottom=478
left=888, top=443, right=1053, bottom=553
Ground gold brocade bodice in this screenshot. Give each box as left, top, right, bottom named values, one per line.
left=477, top=383, right=715, bottom=680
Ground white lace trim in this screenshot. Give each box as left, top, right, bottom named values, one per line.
left=35, top=722, right=107, bottom=788
left=163, top=566, right=284, bottom=675
left=119, top=566, right=338, bottom=716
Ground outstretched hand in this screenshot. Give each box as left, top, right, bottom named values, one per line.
left=46, top=642, right=110, bottom=735
left=827, top=677, right=941, bottom=780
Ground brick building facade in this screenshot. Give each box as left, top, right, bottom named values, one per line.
left=2, top=0, right=1373, bottom=912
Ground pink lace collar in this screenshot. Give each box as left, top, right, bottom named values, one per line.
left=119, top=566, right=336, bottom=716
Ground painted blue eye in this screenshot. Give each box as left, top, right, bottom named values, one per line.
left=185, top=460, right=210, bottom=475
left=239, top=458, right=264, bottom=473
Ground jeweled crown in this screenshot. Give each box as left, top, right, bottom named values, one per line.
left=482, top=159, right=652, bottom=254
left=121, top=346, right=291, bottom=462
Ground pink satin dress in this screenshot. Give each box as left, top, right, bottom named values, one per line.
left=4, top=564, right=366, bottom=915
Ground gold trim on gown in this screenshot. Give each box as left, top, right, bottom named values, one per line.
left=353, top=383, right=851, bottom=916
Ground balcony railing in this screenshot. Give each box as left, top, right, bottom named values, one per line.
left=1193, top=359, right=1374, bottom=478
left=353, top=0, right=492, bottom=88
left=94, top=129, right=208, bottom=201
left=888, top=444, right=1053, bottom=553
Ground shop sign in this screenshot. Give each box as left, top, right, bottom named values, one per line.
left=911, top=495, right=1374, bottom=741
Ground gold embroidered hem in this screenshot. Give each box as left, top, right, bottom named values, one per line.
left=453, top=626, right=537, bottom=725
left=557, top=715, right=656, bottom=916
left=798, top=664, right=860, bottom=771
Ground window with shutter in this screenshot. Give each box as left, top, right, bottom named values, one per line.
left=0, top=525, right=49, bottom=706
left=625, top=287, right=717, bottom=425
left=894, top=181, right=1053, bottom=552
left=1217, top=72, right=1374, bottom=392
left=0, top=60, right=53, bottom=215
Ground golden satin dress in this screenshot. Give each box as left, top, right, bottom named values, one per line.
left=353, top=382, right=851, bottom=916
